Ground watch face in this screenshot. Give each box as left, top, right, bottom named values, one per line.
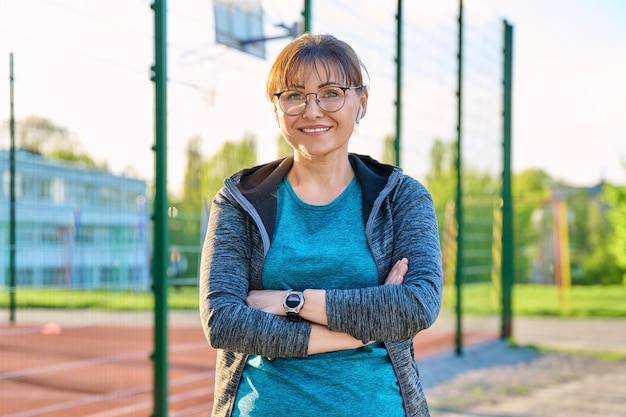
left=285, top=293, right=302, bottom=308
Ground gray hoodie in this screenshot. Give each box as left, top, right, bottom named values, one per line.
left=199, top=154, right=443, bottom=417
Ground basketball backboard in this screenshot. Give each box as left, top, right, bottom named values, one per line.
left=214, top=0, right=266, bottom=59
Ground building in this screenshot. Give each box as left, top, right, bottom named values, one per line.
left=1, top=150, right=150, bottom=290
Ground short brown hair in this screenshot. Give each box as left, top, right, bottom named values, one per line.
left=266, top=33, right=368, bottom=100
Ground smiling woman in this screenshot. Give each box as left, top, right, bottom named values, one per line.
left=199, top=33, right=444, bottom=417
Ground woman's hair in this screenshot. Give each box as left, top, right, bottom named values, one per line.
left=266, top=33, right=369, bottom=100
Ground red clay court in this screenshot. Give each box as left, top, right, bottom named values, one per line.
left=0, top=312, right=495, bottom=417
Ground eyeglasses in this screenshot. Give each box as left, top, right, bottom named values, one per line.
left=273, top=85, right=363, bottom=116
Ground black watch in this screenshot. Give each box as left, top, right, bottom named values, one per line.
left=283, top=290, right=305, bottom=321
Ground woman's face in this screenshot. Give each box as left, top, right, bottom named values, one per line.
left=274, top=63, right=367, bottom=161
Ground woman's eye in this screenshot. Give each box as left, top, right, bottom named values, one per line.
left=285, top=92, right=305, bottom=101
left=320, top=88, right=341, bottom=99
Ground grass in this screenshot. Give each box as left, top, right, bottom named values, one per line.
left=535, top=345, right=626, bottom=361
left=0, top=286, right=199, bottom=311
left=440, top=283, right=626, bottom=318
left=1, top=283, right=625, bottom=318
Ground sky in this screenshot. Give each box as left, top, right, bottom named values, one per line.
left=0, top=0, right=625, bottom=195
left=481, top=0, right=626, bottom=187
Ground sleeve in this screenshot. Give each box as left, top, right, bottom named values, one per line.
left=325, top=176, right=443, bottom=342
left=198, top=187, right=312, bottom=358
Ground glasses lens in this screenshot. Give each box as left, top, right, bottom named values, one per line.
left=317, top=86, right=346, bottom=112
left=278, top=91, right=307, bottom=115
left=277, top=86, right=348, bottom=115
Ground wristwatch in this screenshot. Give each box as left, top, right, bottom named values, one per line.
left=283, top=290, right=305, bottom=321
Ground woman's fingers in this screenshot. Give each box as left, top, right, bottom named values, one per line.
left=384, top=258, right=408, bottom=285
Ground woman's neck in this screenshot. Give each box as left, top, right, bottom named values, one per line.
left=288, top=155, right=354, bottom=205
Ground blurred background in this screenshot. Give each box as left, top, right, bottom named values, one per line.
left=0, top=0, right=625, bottom=415
left=2, top=0, right=624, bottom=290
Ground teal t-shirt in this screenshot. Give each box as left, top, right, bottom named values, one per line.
left=233, top=176, right=405, bottom=417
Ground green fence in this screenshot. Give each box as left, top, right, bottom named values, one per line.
left=1, top=1, right=512, bottom=415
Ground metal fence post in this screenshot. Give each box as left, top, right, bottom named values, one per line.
left=454, top=0, right=464, bottom=356
left=501, top=20, right=514, bottom=339
left=152, top=0, right=169, bottom=415
left=394, top=0, right=403, bottom=167
left=9, top=53, right=17, bottom=324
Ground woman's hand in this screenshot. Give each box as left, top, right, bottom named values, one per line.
left=384, top=258, right=408, bottom=285
left=308, top=323, right=373, bottom=355
left=247, top=258, right=408, bottom=318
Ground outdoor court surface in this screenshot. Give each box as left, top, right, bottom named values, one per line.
left=0, top=314, right=495, bottom=417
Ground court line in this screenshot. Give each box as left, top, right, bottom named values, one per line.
left=4, top=370, right=215, bottom=417
left=2, top=324, right=213, bottom=416
left=84, top=385, right=214, bottom=417
left=0, top=324, right=90, bottom=337
left=0, top=341, right=207, bottom=380
left=170, top=402, right=214, bottom=417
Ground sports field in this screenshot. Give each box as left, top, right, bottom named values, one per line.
left=0, top=311, right=494, bottom=416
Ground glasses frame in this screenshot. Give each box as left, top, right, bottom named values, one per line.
left=273, top=85, right=364, bottom=116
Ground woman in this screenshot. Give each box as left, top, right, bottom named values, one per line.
left=199, top=33, right=443, bottom=417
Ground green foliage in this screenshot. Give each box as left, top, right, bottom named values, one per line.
left=424, top=139, right=457, bottom=235
left=181, top=134, right=204, bottom=209
left=424, top=137, right=624, bottom=287
left=511, top=172, right=625, bottom=286
left=579, top=248, right=623, bottom=285
left=48, top=148, right=109, bottom=170
left=425, top=139, right=501, bottom=284
left=13, top=115, right=71, bottom=154
left=512, top=169, right=554, bottom=284
left=169, top=132, right=258, bottom=284
left=2, top=115, right=109, bottom=169
left=604, top=183, right=626, bottom=279
left=201, top=132, right=257, bottom=201
left=425, top=139, right=456, bottom=203
left=570, top=185, right=624, bottom=285
left=276, top=133, right=292, bottom=158
left=381, top=134, right=396, bottom=165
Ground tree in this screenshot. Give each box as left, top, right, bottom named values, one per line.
left=202, top=132, right=257, bottom=200
left=604, top=183, right=626, bottom=284
left=2, top=115, right=107, bottom=169
left=381, top=134, right=396, bottom=165
left=512, top=169, right=554, bottom=284
left=47, top=148, right=108, bottom=170
left=13, top=115, right=71, bottom=154
left=168, top=133, right=258, bottom=286
left=424, top=139, right=503, bottom=284
left=276, top=133, right=292, bottom=159
left=181, top=134, right=204, bottom=209
left=424, top=139, right=457, bottom=234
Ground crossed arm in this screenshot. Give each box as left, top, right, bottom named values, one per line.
left=246, top=258, right=409, bottom=355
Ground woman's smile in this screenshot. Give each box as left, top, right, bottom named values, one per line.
left=300, top=126, right=332, bottom=134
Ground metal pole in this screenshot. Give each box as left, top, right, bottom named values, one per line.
left=394, top=0, right=403, bottom=167
left=303, top=0, right=312, bottom=33
left=151, top=0, right=169, bottom=415
left=9, top=53, right=16, bottom=324
left=501, top=21, right=514, bottom=340
left=454, top=0, right=464, bottom=356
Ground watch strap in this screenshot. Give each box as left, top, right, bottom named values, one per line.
left=286, top=311, right=302, bottom=321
